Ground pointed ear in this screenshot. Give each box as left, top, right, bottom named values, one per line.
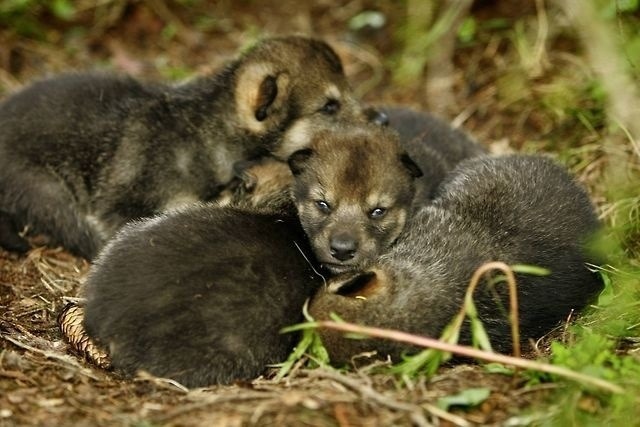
left=400, top=152, right=423, bottom=178
left=254, top=75, right=278, bottom=121
left=328, top=271, right=378, bottom=297
left=235, top=63, right=291, bottom=133
left=287, top=148, right=313, bottom=176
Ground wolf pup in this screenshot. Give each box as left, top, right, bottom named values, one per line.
left=221, top=112, right=478, bottom=274
left=309, top=155, right=604, bottom=364
left=82, top=199, right=324, bottom=387
left=287, top=123, right=423, bottom=274
left=0, top=36, right=381, bottom=259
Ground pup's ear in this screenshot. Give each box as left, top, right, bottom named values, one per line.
left=287, top=148, right=314, bottom=176
left=400, top=152, right=423, bottom=178
left=235, top=63, right=291, bottom=133
left=328, top=271, right=378, bottom=297
left=254, top=75, right=278, bottom=122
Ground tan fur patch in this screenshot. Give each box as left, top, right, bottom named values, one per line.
left=324, top=84, right=341, bottom=100
left=174, top=147, right=193, bottom=176
left=276, top=118, right=312, bottom=158
left=235, top=62, right=275, bottom=134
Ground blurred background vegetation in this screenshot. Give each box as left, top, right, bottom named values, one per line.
left=1, top=0, right=639, bottom=424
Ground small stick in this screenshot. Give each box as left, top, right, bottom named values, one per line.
left=0, top=333, right=99, bottom=380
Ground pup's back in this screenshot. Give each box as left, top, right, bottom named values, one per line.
left=383, top=106, right=485, bottom=202
left=310, top=155, right=603, bottom=363
left=83, top=203, right=322, bottom=387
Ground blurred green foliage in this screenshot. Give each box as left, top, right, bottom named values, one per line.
left=0, top=0, right=76, bottom=38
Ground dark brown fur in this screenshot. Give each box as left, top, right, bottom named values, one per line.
left=220, top=107, right=484, bottom=273
left=288, top=123, right=422, bottom=274
left=83, top=200, right=323, bottom=387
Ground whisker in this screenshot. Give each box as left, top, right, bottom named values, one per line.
left=293, top=240, right=327, bottom=289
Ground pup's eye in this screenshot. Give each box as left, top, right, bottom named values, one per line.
left=369, top=207, right=387, bottom=219
left=315, top=200, right=331, bottom=213
left=320, top=99, right=340, bottom=115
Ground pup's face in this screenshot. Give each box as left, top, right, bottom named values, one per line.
left=289, top=125, right=422, bottom=274
left=234, top=36, right=386, bottom=157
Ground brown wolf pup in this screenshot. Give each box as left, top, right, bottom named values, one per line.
left=309, top=155, right=604, bottom=364
left=217, top=157, right=295, bottom=212
left=220, top=108, right=483, bottom=274
left=0, top=36, right=382, bottom=259
left=287, top=123, right=423, bottom=274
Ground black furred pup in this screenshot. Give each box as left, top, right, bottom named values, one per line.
left=381, top=106, right=486, bottom=206
left=83, top=201, right=323, bottom=387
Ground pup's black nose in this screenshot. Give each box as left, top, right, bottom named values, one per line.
left=330, top=235, right=358, bottom=261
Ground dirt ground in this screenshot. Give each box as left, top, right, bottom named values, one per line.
left=0, top=1, right=618, bottom=425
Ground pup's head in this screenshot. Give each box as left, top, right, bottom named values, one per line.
left=288, top=124, right=422, bottom=274
left=233, top=36, right=386, bottom=157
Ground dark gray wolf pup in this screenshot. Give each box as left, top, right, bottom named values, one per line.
left=310, top=155, right=604, bottom=364
left=82, top=199, right=323, bottom=387
left=380, top=106, right=486, bottom=206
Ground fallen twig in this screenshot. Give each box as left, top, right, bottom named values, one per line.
left=0, top=333, right=100, bottom=380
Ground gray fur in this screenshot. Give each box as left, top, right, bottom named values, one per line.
left=83, top=201, right=322, bottom=387
left=380, top=106, right=486, bottom=207
left=288, top=107, right=485, bottom=273
left=0, top=36, right=377, bottom=259
left=309, top=155, right=603, bottom=364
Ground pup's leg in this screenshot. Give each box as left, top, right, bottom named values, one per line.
left=1, top=170, right=104, bottom=259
